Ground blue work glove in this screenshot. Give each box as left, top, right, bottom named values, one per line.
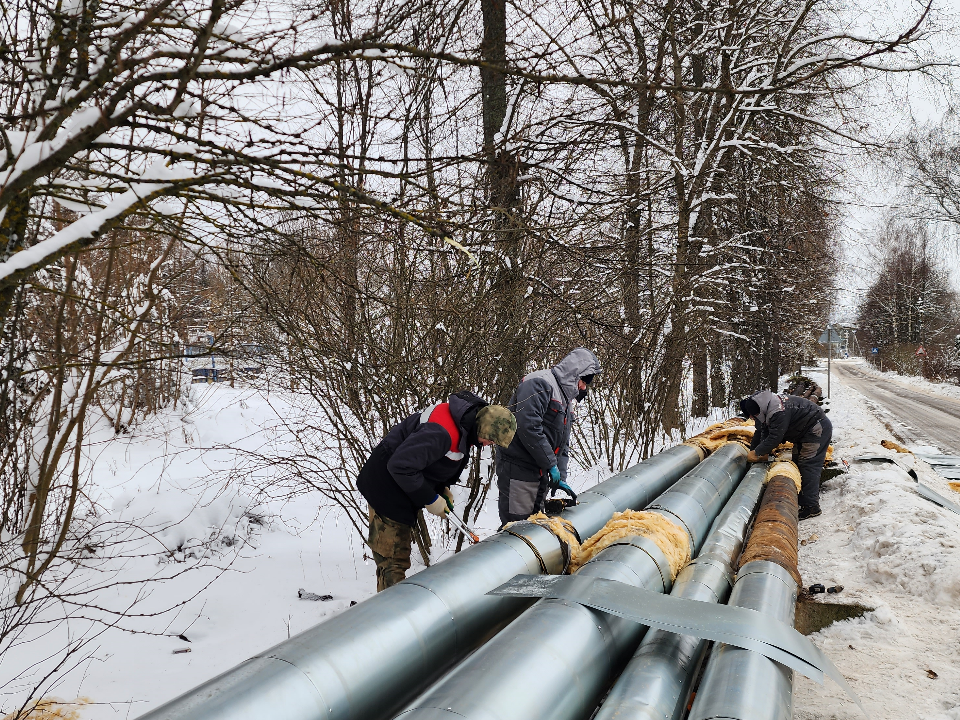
left=546, top=465, right=562, bottom=488
left=555, top=480, right=576, bottom=500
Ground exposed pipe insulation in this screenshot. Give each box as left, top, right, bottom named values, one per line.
left=138, top=444, right=703, bottom=720
left=394, top=442, right=749, bottom=720
left=687, top=469, right=801, bottom=720
left=591, top=464, right=767, bottom=720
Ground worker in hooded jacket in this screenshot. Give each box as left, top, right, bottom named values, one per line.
left=358, top=390, right=516, bottom=592
left=739, top=390, right=832, bottom=520
left=496, top=348, right=602, bottom=525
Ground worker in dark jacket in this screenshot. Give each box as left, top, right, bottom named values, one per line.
left=358, top=391, right=516, bottom=591
left=496, top=348, right=602, bottom=525
left=740, top=390, right=832, bottom=520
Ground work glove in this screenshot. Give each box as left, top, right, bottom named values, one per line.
left=553, top=479, right=576, bottom=500
left=442, top=487, right=455, bottom=513
left=425, top=495, right=448, bottom=517
left=546, top=465, right=562, bottom=489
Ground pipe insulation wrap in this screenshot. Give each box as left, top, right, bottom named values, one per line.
left=592, top=464, right=767, bottom=720
left=395, top=443, right=748, bottom=720
left=137, top=444, right=703, bottom=720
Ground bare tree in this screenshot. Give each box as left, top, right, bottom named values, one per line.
left=857, top=219, right=959, bottom=379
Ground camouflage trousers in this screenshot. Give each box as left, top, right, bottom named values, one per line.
left=368, top=508, right=412, bottom=592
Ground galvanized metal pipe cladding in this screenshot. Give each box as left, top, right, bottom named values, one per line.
left=137, top=443, right=703, bottom=720
left=688, top=471, right=802, bottom=720
left=592, top=463, right=767, bottom=720
left=395, top=442, right=749, bottom=720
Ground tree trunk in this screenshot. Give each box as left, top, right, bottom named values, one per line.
left=709, top=342, right=726, bottom=408
left=691, top=346, right=709, bottom=417
left=481, top=0, right=526, bottom=401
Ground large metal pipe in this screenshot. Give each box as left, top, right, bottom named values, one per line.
left=687, top=472, right=801, bottom=720
left=591, top=464, right=766, bottom=720
left=138, top=444, right=703, bottom=720
left=394, top=442, right=749, bottom=720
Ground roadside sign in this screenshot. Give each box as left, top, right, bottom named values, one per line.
left=871, top=347, right=879, bottom=355
left=818, top=329, right=842, bottom=344
left=916, top=345, right=927, bottom=356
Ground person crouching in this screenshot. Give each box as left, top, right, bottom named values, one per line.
left=357, top=391, right=516, bottom=591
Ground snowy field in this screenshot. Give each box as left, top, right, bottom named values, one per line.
left=2, top=369, right=960, bottom=719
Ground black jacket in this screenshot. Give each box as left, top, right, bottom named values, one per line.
left=748, top=391, right=826, bottom=457
left=357, top=391, right=486, bottom=526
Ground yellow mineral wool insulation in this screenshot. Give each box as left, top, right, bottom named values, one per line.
left=881, top=439, right=913, bottom=454
left=684, top=417, right=755, bottom=454
left=764, top=460, right=802, bottom=494
left=948, top=482, right=960, bottom=494
left=516, top=512, right=582, bottom=560
left=570, top=510, right=691, bottom=579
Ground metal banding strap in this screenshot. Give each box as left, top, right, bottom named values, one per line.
left=596, top=534, right=673, bottom=592
left=487, top=573, right=867, bottom=718
left=502, top=530, right=550, bottom=574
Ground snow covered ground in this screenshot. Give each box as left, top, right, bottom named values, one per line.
left=3, top=366, right=960, bottom=719
left=0, top=385, right=377, bottom=718
left=794, top=366, right=960, bottom=720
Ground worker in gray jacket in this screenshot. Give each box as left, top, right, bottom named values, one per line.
left=740, top=390, right=832, bottom=520
left=496, top=348, right=602, bottom=524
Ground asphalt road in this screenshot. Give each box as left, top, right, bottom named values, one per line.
left=832, top=361, right=960, bottom=455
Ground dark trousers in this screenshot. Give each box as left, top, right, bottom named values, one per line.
left=792, top=415, right=833, bottom=509
left=496, top=459, right=547, bottom=525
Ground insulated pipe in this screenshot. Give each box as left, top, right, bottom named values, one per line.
left=138, top=444, right=702, bottom=720
left=687, top=472, right=801, bottom=720
left=591, top=464, right=767, bottom=720
left=394, top=442, right=749, bottom=720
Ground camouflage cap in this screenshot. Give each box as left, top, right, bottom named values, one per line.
left=476, top=405, right=517, bottom=448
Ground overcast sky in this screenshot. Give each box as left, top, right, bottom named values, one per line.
left=832, top=0, right=960, bottom=322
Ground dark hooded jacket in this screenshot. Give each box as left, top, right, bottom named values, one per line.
left=358, top=391, right=487, bottom=526
left=498, top=348, right=602, bottom=480
left=748, top=390, right=826, bottom=457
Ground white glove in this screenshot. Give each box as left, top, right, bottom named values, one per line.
left=425, top=495, right=447, bottom=517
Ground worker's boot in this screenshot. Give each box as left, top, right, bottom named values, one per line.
left=798, top=505, right=822, bottom=521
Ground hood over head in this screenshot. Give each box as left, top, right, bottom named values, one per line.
left=552, top=348, right=602, bottom=400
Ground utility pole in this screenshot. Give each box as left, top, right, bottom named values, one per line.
left=827, top=323, right=831, bottom=399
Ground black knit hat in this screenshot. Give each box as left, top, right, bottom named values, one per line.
left=581, top=374, right=595, bottom=385
left=739, top=396, right=761, bottom=419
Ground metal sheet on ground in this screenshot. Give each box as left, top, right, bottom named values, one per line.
left=488, top=574, right=866, bottom=715
left=916, top=482, right=960, bottom=516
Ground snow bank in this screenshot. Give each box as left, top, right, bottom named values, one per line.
left=847, top=357, right=960, bottom=401
left=845, top=467, right=960, bottom=604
